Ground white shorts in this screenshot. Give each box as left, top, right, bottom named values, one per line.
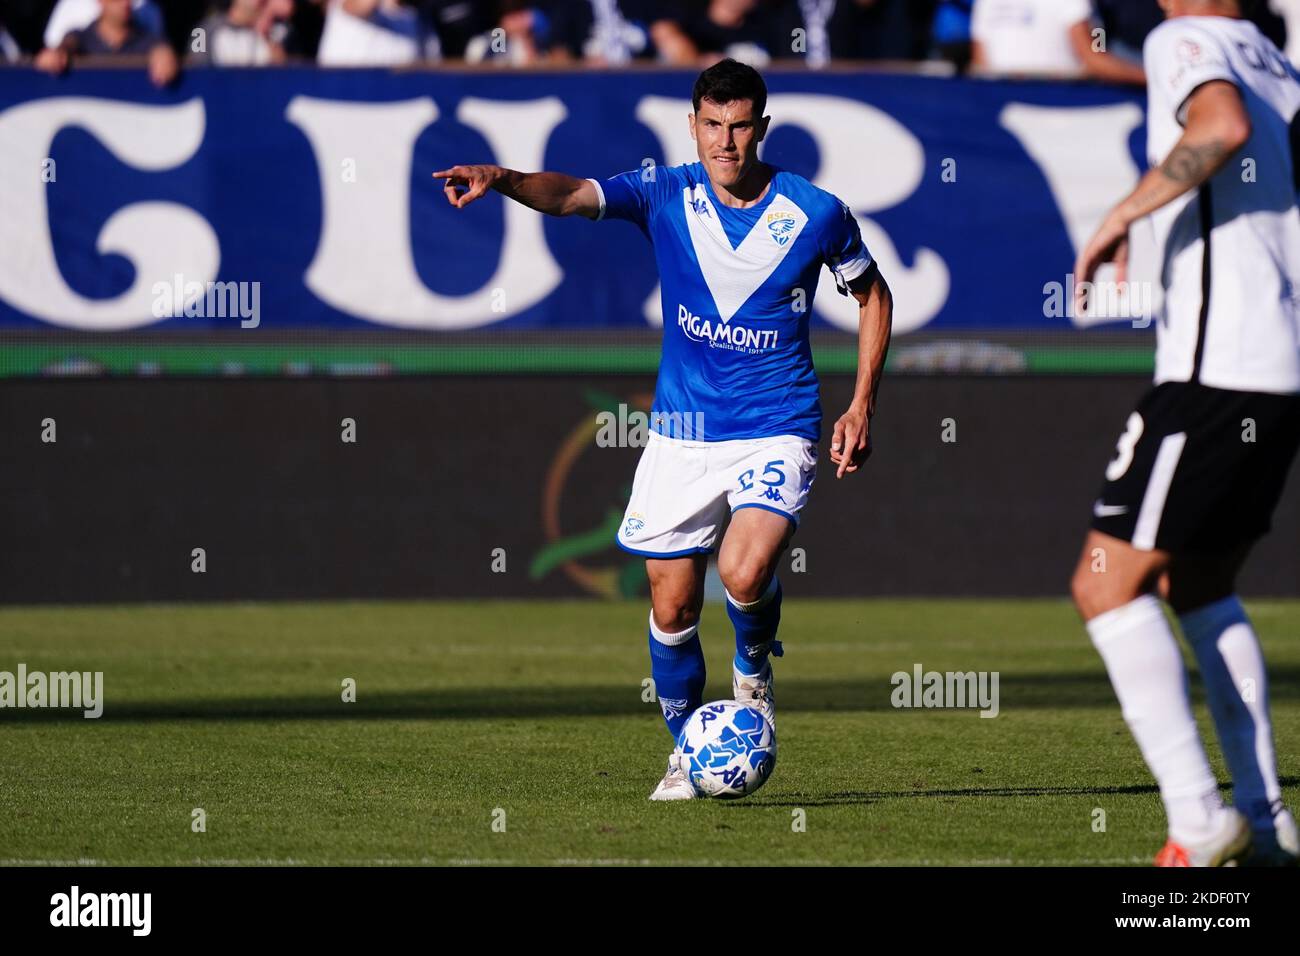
left=617, top=431, right=818, bottom=557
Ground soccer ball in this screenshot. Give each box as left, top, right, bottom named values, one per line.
left=676, top=701, right=777, bottom=799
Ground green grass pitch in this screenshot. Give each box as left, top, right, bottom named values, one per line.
left=1, top=599, right=1297, bottom=866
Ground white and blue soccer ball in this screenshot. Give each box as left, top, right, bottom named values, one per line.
left=676, top=701, right=777, bottom=799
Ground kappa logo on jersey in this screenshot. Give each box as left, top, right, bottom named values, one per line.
left=677, top=304, right=779, bottom=352
left=765, top=210, right=798, bottom=246
left=623, top=513, right=645, bottom=538
left=691, top=195, right=710, bottom=217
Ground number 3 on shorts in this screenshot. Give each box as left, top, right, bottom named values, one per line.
left=1106, top=412, right=1144, bottom=481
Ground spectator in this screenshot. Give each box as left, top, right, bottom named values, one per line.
left=970, top=0, right=1145, bottom=83
left=189, top=0, right=293, bottom=65
left=768, top=0, right=932, bottom=67
left=316, top=0, right=440, bottom=64
left=676, top=0, right=779, bottom=67
left=35, top=0, right=179, bottom=86
left=419, top=0, right=494, bottom=59
left=931, top=0, right=973, bottom=70
left=280, top=0, right=326, bottom=59
left=1091, top=0, right=1161, bottom=63
left=453, top=1, right=521, bottom=63
left=42, top=0, right=164, bottom=47
left=545, top=0, right=696, bottom=65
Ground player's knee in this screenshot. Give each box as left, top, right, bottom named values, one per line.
left=1070, top=555, right=1158, bottom=620
left=650, top=600, right=699, bottom=634
left=718, top=559, right=772, bottom=606
left=1070, top=560, right=1111, bottom=620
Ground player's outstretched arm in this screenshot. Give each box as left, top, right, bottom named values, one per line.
left=1073, top=80, right=1250, bottom=310
left=432, top=165, right=602, bottom=219
left=831, top=262, right=893, bottom=479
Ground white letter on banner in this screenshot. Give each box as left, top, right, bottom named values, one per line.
left=0, top=98, right=218, bottom=329
left=1000, top=103, right=1156, bottom=326
left=287, top=96, right=565, bottom=329
left=633, top=94, right=948, bottom=333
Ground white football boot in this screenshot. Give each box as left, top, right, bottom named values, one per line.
left=1154, top=809, right=1252, bottom=867
left=733, top=659, right=776, bottom=731
left=648, top=750, right=697, bottom=801
left=1246, top=806, right=1299, bottom=867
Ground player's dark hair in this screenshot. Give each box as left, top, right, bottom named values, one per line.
left=692, top=59, right=767, bottom=121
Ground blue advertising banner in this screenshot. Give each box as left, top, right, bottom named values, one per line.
left=0, top=68, right=1150, bottom=336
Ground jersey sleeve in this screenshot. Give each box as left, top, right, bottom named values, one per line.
left=1143, top=21, right=1237, bottom=126
left=821, top=198, right=874, bottom=288
left=586, top=165, right=676, bottom=229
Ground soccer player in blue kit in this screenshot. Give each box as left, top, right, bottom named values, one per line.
left=435, top=59, right=894, bottom=799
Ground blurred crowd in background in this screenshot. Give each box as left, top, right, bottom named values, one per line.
left=0, top=0, right=1298, bottom=83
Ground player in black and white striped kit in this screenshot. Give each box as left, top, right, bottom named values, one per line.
left=1073, top=0, right=1300, bottom=866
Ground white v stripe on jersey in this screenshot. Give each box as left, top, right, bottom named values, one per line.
left=682, top=184, right=808, bottom=323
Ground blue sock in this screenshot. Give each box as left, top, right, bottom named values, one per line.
left=727, top=577, right=784, bottom=677
left=648, top=614, right=706, bottom=739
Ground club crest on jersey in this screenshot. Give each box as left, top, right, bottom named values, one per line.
left=765, top=210, right=798, bottom=246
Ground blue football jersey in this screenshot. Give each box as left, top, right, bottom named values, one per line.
left=588, top=161, right=872, bottom=442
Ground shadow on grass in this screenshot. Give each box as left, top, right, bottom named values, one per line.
left=733, top=778, right=1300, bottom=808
left=3, top=668, right=1299, bottom=723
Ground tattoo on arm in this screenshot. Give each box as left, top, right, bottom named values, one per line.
left=1159, top=139, right=1230, bottom=185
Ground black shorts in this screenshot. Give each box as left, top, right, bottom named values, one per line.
left=1090, top=382, right=1300, bottom=553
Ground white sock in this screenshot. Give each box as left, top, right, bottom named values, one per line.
left=1087, top=595, right=1225, bottom=841
left=1179, top=595, right=1282, bottom=833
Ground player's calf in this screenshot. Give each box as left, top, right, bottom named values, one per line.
left=719, top=510, right=790, bottom=702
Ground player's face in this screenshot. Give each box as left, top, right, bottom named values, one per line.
left=690, top=99, right=767, bottom=189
